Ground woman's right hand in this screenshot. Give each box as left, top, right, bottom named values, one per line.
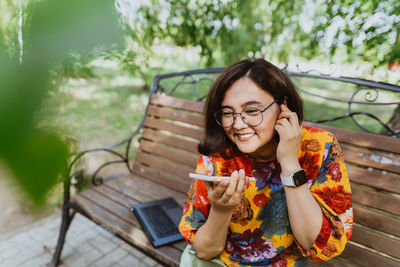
left=201, top=169, right=248, bottom=213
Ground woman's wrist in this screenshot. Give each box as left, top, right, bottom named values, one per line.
left=280, top=160, right=302, bottom=177
left=210, top=204, right=235, bottom=216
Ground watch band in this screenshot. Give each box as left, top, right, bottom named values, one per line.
left=280, top=169, right=307, bottom=187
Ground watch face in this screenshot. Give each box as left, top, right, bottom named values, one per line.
left=293, top=170, right=307, bottom=187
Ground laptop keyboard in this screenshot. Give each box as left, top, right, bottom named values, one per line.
left=141, top=205, right=180, bottom=238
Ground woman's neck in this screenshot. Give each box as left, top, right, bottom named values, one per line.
left=248, top=138, right=279, bottom=162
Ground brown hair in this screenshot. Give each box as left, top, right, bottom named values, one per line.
left=198, top=58, right=303, bottom=155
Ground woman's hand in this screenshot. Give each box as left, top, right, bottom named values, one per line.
left=193, top=169, right=248, bottom=260
left=274, top=104, right=303, bottom=176
left=202, top=169, right=248, bottom=213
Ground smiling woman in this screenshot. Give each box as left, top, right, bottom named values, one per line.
left=179, top=59, right=353, bottom=266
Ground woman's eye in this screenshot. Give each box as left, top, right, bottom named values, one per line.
left=221, top=111, right=233, bottom=117
left=244, top=109, right=260, bottom=116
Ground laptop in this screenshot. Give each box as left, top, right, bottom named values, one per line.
left=131, top=197, right=184, bottom=247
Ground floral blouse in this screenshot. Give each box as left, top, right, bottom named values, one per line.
left=179, top=126, right=353, bottom=266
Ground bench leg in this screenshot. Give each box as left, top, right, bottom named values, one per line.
left=48, top=203, right=75, bottom=267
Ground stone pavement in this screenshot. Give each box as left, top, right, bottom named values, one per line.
left=0, top=211, right=163, bottom=267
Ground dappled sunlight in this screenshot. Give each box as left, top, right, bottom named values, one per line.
left=129, top=94, right=149, bottom=113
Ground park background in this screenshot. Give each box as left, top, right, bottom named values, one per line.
left=0, top=0, right=399, bottom=252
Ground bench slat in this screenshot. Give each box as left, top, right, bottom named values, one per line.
left=135, top=151, right=193, bottom=181
left=350, top=225, right=400, bottom=259
left=145, top=117, right=202, bottom=140
left=139, top=139, right=197, bottom=168
left=354, top=205, right=400, bottom=238
left=351, top=184, right=400, bottom=216
left=132, top=161, right=191, bottom=194
left=151, top=94, right=204, bottom=113
left=108, top=175, right=187, bottom=207
left=341, top=241, right=400, bottom=267
left=73, top=193, right=181, bottom=267
left=309, top=256, right=357, bottom=266
left=347, top=165, right=400, bottom=194
left=342, top=145, right=400, bottom=174
left=142, top=128, right=198, bottom=154
left=148, top=105, right=204, bottom=127
left=303, top=122, right=400, bottom=154
left=79, top=189, right=136, bottom=225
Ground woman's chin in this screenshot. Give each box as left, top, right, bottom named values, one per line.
left=236, top=144, right=257, bottom=154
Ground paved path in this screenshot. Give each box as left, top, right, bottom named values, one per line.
left=0, top=211, right=163, bottom=267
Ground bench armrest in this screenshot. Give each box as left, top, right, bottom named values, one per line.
left=62, top=116, right=146, bottom=201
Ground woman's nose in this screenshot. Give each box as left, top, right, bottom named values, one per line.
left=232, top=114, right=247, bottom=129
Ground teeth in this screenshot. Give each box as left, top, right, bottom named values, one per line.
left=239, top=133, right=253, bottom=138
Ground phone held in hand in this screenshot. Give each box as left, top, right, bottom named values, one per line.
left=189, top=173, right=255, bottom=182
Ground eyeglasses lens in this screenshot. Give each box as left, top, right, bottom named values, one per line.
left=215, top=109, right=263, bottom=127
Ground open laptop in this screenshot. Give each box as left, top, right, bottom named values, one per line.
left=131, top=197, right=184, bottom=247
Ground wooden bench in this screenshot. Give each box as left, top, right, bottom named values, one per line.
left=50, top=69, right=400, bottom=266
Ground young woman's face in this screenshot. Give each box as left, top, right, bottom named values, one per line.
left=221, top=77, right=280, bottom=161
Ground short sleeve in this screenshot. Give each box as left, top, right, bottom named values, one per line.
left=179, top=155, right=213, bottom=245
left=298, top=134, right=353, bottom=262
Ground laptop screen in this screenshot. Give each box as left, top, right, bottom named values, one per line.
left=131, top=197, right=184, bottom=247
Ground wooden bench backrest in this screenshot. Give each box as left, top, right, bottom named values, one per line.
left=133, top=94, right=400, bottom=266
left=133, top=94, right=203, bottom=194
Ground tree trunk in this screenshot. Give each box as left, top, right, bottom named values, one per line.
left=18, top=0, right=23, bottom=63
left=381, top=105, right=400, bottom=136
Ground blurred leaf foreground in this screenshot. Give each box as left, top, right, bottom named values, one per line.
left=0, top=0, right=122, bottom=205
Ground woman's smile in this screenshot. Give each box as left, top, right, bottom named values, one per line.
left=236, top=132, right=255, bottom=141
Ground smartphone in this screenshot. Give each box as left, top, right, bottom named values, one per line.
left=189, top=173, right=255, bottom=182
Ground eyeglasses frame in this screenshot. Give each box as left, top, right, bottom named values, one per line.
left=214, top=98, right=280, bottom=128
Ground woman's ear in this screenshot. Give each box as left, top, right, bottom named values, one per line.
left=283, top=96, right=288, bottom=107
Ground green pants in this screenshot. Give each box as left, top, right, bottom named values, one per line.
left=180, top=244, right=227, bottom=267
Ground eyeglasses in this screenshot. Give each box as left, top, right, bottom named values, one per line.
left=214, top=98, right=279, bottom=128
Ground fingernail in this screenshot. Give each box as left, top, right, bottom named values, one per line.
left=232, top=170, right=238, bottom=177
left=239, top=169, right=245, bottom=176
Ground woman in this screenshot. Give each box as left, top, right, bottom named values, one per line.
left=179, top=59, right=353, bottom=266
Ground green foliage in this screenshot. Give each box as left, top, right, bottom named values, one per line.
left=0, top=0, right=22, bottom=57
left=115, top=39, right=154, bottom=90
left=52, top=51, right=96, bottom=81
left=132, top=0, right=264, bottom=66
left=118, top=0, right=400, bottom=67
left=310, top=1, right=400, bottom=66
left=0, top=0, right=122, bottom=205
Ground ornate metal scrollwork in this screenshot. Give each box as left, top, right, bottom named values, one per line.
left=285, top=69, right=400, bottom=137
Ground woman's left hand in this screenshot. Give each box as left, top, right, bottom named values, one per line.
left=274, top=104, right=302, bottom=174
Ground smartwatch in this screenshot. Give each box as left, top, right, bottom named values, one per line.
left=280, top=169, right=307, bottom=187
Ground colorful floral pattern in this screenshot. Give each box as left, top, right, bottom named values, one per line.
left=231, top=197, right=254, bottom=226
left=253, top=193, right=269, bottom=207
left=299, top=152, right=320, bottom=181
left=253, top=161, right=282, bottom=191
left=226, top=228, right=277, bottom=265
left=179, top=126, right=353, bottom=266
left=314, top=185, right=352, bottom=214
left=257, top=191, right=291, bottom=238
